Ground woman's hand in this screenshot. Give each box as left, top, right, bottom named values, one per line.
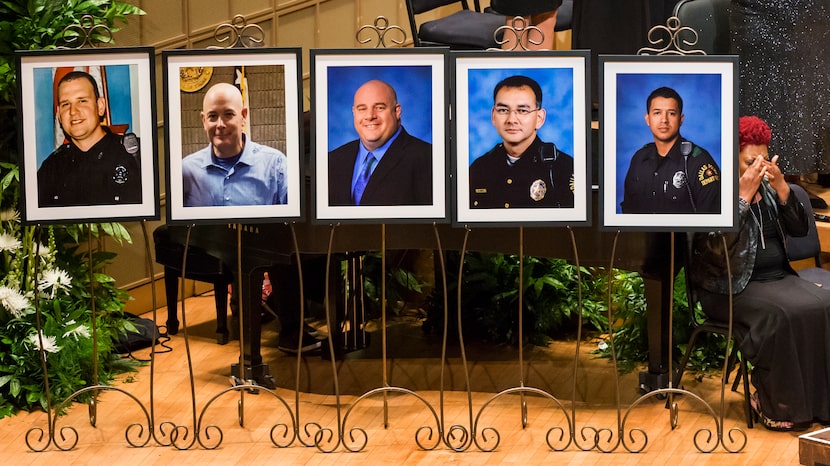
left=739, top=153, right=767, bottom=203
left=765, top=154, right=790, bottom=202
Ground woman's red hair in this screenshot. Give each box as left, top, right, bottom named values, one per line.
left=738, top=116, right=771, bottom=151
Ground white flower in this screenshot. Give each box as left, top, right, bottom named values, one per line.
left=597, top=340, right=609, bottom=351
left=0, top=286, right=31, bottom=318
left=27, top=331, right=61, bottom=353
left=0, top=233, right=21, bottom=252
left=34, top=243, right=52, bottom=257
left=37, top=268, right=72, bottom=298
left=63, top=324, right=91, bottom=340
left=0, top=209, right=19, bottom=222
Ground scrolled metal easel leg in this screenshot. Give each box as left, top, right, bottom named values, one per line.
left=441, top=226, right=474, bottom=452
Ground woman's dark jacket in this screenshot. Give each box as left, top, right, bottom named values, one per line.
left=689, top=183, right=809, bottom=296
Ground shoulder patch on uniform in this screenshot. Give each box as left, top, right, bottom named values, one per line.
left=698, top=163, right=719, bottom=186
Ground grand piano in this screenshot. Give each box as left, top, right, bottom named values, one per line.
left=154, top=190, right=676, bottom=391
left=155, top=108, right=674, bottom=389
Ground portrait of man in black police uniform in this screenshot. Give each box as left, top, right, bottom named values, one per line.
left=620, top=86, right=720, bottom=214
left=469, top=75, right=574, bottom=209
left=37, top=70, right=141, bottom=207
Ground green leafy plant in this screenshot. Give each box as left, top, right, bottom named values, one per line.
left=0, top=0, right=144, bottom=418
left=591, top=268, right=727, bottom=377
left=359, top=250, right=427, bottom=317
left=0, top=0, right=144, bottom=104
left=424, top=251, right=599, bottom=346
left=422, top=252, right=726, bottom=378
left=0, top=203, right=136, bottom=417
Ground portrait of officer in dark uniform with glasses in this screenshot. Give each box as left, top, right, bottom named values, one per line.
left=469, top=75, right=574, bottom=209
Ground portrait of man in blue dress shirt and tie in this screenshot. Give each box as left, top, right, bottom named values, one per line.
left=327, top=79, right=433, bottom=206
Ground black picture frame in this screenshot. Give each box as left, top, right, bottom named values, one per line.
left=163, top=48, right=304, bottom=225
left=16, top=47, right=159, bottom=224
left=599, top=54, right=739, bottom=232
left=451, top=50, right=592, bottom=227
left=310, top=48, right=449, bottom=224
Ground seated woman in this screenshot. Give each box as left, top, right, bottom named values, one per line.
left=689, top=116, right=830, bottom=431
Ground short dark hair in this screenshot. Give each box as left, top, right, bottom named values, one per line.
left=646, top=86, right=683, bottom=114
left=58, top=71, right=101, bottom=100
left=493, top=75, right=543, bottom=107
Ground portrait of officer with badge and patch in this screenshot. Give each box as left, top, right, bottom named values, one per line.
left=620, top=86, right=721, bottom=214
left=36, top=69, right=142, bottom=208
left=469, top=75, right=575, bottom=210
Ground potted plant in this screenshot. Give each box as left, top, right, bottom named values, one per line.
left=0, top=0, right=144, bottom=418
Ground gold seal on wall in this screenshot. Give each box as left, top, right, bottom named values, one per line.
left=179, top=67, right=213, bottom=92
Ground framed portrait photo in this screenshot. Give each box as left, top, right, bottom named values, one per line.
left=163, top=48, right=303, bottom=224
left=16, top=47, right=159, bottom=223
left=311, top=48, right=448, bottom=224
left=599, top=55, right=739, bottom=231
left=452, top=51, right=591, bottom=227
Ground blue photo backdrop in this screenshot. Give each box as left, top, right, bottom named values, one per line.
left=326, top=65, right=433, bottom=151
left=466, top=66, right=575, bottom=166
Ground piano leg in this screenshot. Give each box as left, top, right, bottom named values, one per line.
left=214, top=280, right=231, bottom=344
left=164, top=266, right=180, bottom=335
left=638, top=232, right=683, bottom=394
left=231, top=267, right=275, bottom=389
left=639, top=276, right=671, bottom=393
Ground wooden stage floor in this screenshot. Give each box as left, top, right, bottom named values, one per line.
left=0, top=290, right=814, bottom=465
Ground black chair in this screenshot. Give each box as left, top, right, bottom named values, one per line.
left=555, top=0, right=574, bottom=31
left=672, top=0, right=731, bottom=54
left=786, top=184, right=830, bottom=288
left=672, top=234, right=754, bottom=428
left=404, top=0, right=505, bottom=49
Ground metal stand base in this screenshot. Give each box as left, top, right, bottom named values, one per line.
left=231, top=363, right=275, bottom=389
left=638, top=370, right=670, bottom=394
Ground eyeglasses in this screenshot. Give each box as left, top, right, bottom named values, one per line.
left=493, top=106, right=540, bottom=117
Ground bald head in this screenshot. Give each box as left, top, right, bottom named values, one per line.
left=200, top=83, right=248, bottom=158
left=352, top=80, right=401, bottom=151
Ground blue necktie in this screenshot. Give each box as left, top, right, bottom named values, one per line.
left=352, top=152, right=376, bottom=205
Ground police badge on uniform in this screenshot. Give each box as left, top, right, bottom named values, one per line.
left=113, top=165, right=129, bottom=184
left=529, top=179, right=547, bottom=201
left=672, top=170, right=687, bottom=189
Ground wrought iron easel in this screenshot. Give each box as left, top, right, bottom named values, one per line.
left=26, top=16, right=162, bottom=452
left=592, top=16, right=746, bottom=454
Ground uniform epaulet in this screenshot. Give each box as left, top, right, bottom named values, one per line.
left=691, top=145, right=704, bottom=158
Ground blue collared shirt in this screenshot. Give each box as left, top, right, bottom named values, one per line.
left=182, top=137, right=288, bottom=206
left=350, top=126, right=402, bottom=196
